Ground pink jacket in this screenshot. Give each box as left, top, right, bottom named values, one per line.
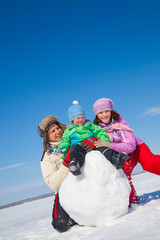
left=99, top=115, right=143, bottom=155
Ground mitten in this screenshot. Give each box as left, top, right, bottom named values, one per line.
left=80, top=139, right=95, bottom=153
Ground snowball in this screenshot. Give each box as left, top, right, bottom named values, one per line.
left=72, top=100, right=79, bottom=105
left=59, top=151, right=130, bottom=227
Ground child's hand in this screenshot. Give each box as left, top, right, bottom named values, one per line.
left=94, top=140, right=112, bottom=149
left=80, top=141, right=93, bottom=153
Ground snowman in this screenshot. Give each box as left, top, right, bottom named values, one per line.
left=59, top=150, right=130, bottom=227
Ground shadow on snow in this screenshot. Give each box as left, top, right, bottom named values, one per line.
left=139, top=190, right=160, bottom=205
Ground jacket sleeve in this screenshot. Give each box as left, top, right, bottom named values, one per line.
left=41, top=151, right=68, bottom=193
left=112, top=130, right=137, bottom=154
left=91, top=124, right=110, bottom=143
left=58, top=129, right=71, bottom=154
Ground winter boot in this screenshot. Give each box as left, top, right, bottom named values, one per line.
left=69, top=158, right=81, bottom=176
left=69, top=145, right=86, bottom=175
left=96, top=147, right=128, bottom=169
left=52, top=193, right=77, bottom=232
left=111, top=151, right=128, bottom=169
left=133, top=196, right=140, bottom=204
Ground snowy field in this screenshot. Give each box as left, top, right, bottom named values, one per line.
left=0, top=172, right=160, bottom=240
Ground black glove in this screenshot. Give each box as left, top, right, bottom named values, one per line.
left=80, top=140, right=93, bottom=153
left=111, top=151, right=128, bottom=169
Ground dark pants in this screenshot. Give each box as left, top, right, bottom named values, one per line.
left=52, top=193, right=77, bottom=232
left=95, top=147, right=115, bottom=162
left=64, top=141, right=124, bottom=169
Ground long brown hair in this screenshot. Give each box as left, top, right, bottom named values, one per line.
left=93, top=110, right=120, bottom=125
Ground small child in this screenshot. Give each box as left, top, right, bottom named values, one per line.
left=58, top=101, right=127, bottom=175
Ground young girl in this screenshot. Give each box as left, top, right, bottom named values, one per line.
left=93, top=97, right=160, bottom=204
left=58, top=101, right=127, bottom=175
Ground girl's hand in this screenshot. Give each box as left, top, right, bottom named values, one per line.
left=94, top=139, right=112, bottom=149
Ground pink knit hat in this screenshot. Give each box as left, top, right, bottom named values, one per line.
left=93, top=98, right=114, bottom=115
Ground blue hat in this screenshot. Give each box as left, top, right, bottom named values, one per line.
left=68, top=100, right=85, bottom=121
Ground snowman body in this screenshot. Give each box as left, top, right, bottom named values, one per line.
left=59, top=150, right=130, bottom=227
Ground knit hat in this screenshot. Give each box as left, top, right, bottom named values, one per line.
left=37, top=115, right=66, bottom=138
left=68, top=100, right=85, bottom=121
left=93, top=98, right=114, bottom=115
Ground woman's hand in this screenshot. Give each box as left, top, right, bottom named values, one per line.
left=94, top=139, right=112, bottom=149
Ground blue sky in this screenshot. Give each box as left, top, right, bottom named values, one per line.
left=0, top=0, right=160, bottom=206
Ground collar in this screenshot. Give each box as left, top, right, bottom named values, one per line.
left=99, top=119, right=114, bottom=128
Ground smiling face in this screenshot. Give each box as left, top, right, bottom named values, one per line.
left=97, top=110, right=111, bottom=124
left=73, top=117, right=85, bottom=126
left=48, top=123, right=63, bottom=142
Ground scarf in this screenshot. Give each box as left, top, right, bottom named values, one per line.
left=99, top=122, right=134, bottom=142
left=47, top=143, right=65, bottom=159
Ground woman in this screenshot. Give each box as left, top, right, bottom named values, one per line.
left=93, top=98, right=160, bottom=204
left=38, top=115, right=77, bottom=232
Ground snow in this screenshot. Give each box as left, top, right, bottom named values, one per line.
left=0, top=173, right=160, bottom=239
left=59, top=151, right=130, bottom=226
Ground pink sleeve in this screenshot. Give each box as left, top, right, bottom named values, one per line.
left=112, top=130, right=137, bottom=154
